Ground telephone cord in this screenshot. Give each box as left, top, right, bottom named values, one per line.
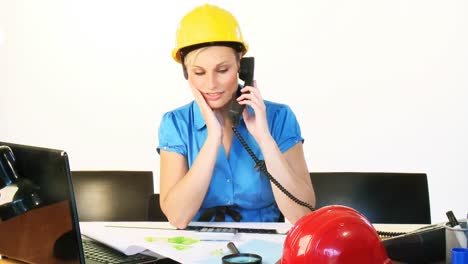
left=232, top=127, right=315, bottom=211
left=233, top=128, right=411, bottom=237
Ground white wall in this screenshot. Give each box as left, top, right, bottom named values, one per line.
left=1, top=0, right=467, bottom=223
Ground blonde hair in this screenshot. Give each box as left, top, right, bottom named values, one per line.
left=184, top=47, right=209, bottom=67
left=183, top=46, right=241, bottom=67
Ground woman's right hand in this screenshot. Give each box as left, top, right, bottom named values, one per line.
left=190, top=86, right=224, bottom=143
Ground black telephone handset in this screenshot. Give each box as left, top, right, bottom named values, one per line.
left=229, top=57, right=315, bottom=212
left=229, top=57, right=255, bottom=128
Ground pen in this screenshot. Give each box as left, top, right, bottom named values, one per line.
left=105, top=225, right=178, bottom=231
left=446, top=211, right=467, bottom=248
left=105, top=225, right=241, bottom=234
left=106, top=225, right=233, bottom=241
left=200, top=239, right=232, bottom=242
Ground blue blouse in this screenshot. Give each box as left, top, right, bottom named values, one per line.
left=157, top=100, right=303, bottom=222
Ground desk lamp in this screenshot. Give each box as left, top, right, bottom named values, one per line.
left=0, top=146, right=42, bottom=221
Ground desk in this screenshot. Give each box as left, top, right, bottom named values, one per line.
left=0, top=259, right=25, bottom=264
left=2, top=222, right=445, bottom=264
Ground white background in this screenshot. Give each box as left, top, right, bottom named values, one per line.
left=1, top=0, right=467, bottom=223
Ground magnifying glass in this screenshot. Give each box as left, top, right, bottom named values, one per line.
left=222, top=242, right=262, bottom=264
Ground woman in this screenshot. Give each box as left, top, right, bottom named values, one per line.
left=157, top=4, right=315, bottom=229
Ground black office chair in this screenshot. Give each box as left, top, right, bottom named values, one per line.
left=309, top=172, right=431, bottom=224
left=71, top=170, right=155, bottom=221
left=148, top=193, right=168, bottom=221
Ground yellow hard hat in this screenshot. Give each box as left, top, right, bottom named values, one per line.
left=172, top=4, right=249, bottom=64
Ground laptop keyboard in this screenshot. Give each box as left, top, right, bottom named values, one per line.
left=83, top=239, right=159, bottom=264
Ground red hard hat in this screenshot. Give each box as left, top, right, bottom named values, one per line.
left=281, top=205, right=392, bottom=264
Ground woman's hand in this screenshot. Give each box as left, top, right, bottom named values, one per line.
left=190, top=86, right=224, bottom=143
left=238, top=81, right=271, bottom=143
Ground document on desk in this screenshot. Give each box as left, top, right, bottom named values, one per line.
left=80, top=222, right=289, bottom=264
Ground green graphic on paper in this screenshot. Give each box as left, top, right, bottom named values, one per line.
left=145, top=236, right=199, bottom=250
left=145, top=236, right=225, bottom=255
left=210, top=248, right=224, bottom=256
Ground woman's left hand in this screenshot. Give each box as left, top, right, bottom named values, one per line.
left=237, top=81, right=271, bottom=142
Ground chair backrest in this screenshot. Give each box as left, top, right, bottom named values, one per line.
left=310, top=172, right=431, bottom=224
left=147, top=193, right=168, bottom=221
left=71, top=170, right=154, bottom=221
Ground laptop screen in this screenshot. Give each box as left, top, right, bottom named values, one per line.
left=0, top=142, right=84, bottom=263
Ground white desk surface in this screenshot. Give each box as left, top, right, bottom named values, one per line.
left=80, top=221, right=290, bottom=263
left=79, top=221, right=431, bottom=264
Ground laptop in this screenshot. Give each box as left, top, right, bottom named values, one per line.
left=0, top=141, right=161, bottom=264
